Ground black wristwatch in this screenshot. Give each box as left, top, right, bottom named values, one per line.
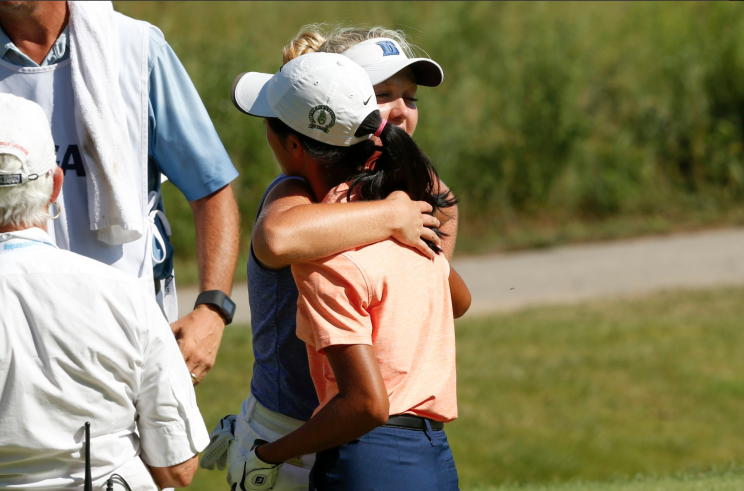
left=194, top=290, right=236, bottom=325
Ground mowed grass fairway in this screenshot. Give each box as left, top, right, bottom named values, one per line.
left=472, top=467, right=744, bottom=491
left=192, top=287, right=744, bottom=490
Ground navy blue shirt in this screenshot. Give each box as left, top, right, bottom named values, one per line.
left=248, top=175, right=319, bottom=421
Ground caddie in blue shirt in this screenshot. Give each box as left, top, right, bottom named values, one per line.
left=0, top=0, right=240, bottom=385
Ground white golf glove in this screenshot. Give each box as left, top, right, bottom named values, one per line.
left=226, top=439, right=282, bottom=491
left=200, top=414, right=237, bottom=471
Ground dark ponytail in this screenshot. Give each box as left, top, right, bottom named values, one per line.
left=352, top=110, right=457, bottom=217
left=266, top=110, right=456, bottom=253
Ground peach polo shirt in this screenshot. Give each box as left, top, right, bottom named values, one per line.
left=292, top=184, right=457, bottom=422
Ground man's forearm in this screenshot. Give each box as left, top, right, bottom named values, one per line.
left=190, top=184, right=240, bottom=295
left=174, top=184, right=239, bottom=382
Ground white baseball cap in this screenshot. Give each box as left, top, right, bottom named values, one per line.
left=0, top=93, right=56, bottom=187
left=232, top=52, right=378, bottom=147
left=341, top=38, right=444, bottom=87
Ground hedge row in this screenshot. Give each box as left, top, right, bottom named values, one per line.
left=116, top=2, right=744, bottom=255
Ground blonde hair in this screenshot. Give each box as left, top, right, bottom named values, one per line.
left=282, top=28, right=327, bottom=65
left=319, top=25, right=417, bottom=58
left=282, top=24, right=420, bottom=65
left=0, top=154, right=53, bottom=228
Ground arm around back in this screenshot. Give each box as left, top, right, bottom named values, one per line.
left=435, top=180, right=459, bottom=261
left=255, top=344, right=389, bottom=464
left=449, top=266, right=471, bottom=319
left=252, top=179, right=443, bottom=270
left=433, top=180, right=465, bottom=313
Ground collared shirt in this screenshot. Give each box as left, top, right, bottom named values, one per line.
left=0, top=227, right=209, bottom=489
left=0, top=21, right=239, bottom=278
left=0, top=25, right=69, bottom=66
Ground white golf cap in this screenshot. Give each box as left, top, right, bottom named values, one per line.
left=0, top=93, right=56, bottom=187
left=341, top=38, right=444, bottom=87
left=232, top=52, right=378, bottom=147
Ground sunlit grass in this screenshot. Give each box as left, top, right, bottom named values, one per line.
left=471, top=466, right=744, bottom=491
left=190, top=287, right=744, bottom=490
left=451, top=288, right=744, bottom=487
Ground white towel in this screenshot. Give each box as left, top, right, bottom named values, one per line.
left=68, top=1, right=143, bottom=245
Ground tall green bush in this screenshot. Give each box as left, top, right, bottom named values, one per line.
left=115, top=2, right=744, bottom=257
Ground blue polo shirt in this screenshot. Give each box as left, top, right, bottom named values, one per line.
left=0, top=22, right=238, bottom=279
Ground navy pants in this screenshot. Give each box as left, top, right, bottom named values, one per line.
left=309, top=423, right=459, bottom=491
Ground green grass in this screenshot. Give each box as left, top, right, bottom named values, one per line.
left=472, top=467, right=744, bottom=491
left=111, top=1, right=744, bottom=260
left=190, top=287, right=744, bottom=490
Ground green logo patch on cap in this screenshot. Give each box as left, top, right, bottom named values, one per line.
left=308, top=105, right=336, bottom=134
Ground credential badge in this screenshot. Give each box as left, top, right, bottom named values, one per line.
left=308, top=105, right=336, bottom=134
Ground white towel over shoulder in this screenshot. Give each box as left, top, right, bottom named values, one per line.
left=68, top=1, right=143, bottom=245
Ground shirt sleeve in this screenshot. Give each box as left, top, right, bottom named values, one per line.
left=147, top=26, right=238, bottom=201
left=292, top=254, right=374, bottom=353
left=135, top=291, right=210, bottom=467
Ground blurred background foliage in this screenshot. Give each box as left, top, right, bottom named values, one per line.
left=191, top=286, right=744, bottom=490
left=106, top=4, right=744, bottom=488
left=115, top=2, right=744, bottom=265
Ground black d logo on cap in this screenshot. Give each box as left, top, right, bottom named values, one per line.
left=308, top=105, right=336, bottom=134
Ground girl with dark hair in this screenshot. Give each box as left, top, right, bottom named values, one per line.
left=201, top=27, right=469, bottom=491
left=221, top=52, right=465, bottom=491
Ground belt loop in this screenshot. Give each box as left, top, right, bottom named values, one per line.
left=423, top=419, right=434, bottom=447
left=247, top=393, right=258, bottom=418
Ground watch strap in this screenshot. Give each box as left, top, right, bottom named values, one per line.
left=194, top=290, right=236, bottom=325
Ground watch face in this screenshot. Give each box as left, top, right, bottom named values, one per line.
left=222, top=296, right=236, bottom=316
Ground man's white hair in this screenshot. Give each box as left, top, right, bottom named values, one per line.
left=0, top=154, right=53, bottom=228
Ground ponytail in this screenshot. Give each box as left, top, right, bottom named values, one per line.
left=350, top=111, right=457, bottom=252
left=283, top=28, right=327, bottom=65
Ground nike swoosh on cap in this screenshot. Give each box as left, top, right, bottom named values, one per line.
left=363, top=95, right=373, bottom=105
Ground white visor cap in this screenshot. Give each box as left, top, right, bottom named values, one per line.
left=0, top=93, right=56, bottom=187
left=232, top=52, right=378, bottom=147
left=341, top=38, right=444, bottom=87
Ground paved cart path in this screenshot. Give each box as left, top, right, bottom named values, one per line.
left=178, top=228, right=744, bottom=325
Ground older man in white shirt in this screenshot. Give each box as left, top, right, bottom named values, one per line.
left=0, top=93, right=209, bottom=489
